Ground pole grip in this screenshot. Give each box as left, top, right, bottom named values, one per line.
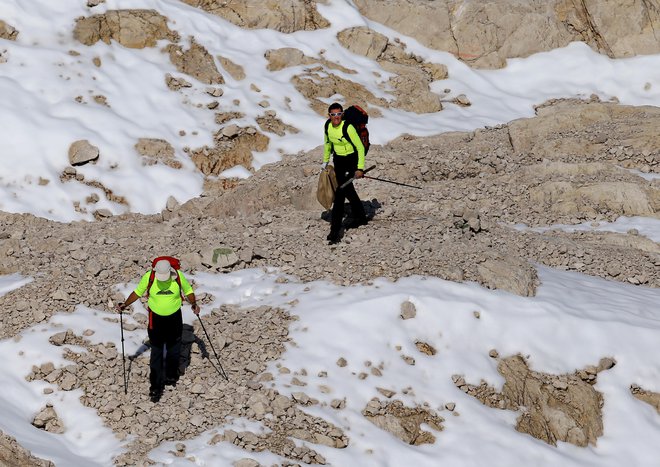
left=339, top=165, right=376, bottom=189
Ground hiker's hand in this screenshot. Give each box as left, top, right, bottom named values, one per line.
left=116, top=303, right=127, bottom=313
left=320, top=162, right=328, bottom=172
left=355, top=169, right=364, bottom=179
left=192, top=303, right=200, bottom=315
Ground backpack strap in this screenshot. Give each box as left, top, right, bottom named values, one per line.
left=342, top=122, right=357, bottom=154
left=327, top=119, right=361, bottom=154
left=147, top=270, right=156, bottom=298
left=174, top=270, right=184, bottom=299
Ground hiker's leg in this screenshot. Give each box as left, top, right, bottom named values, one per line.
left=149, top=309, right=174, bottom=392
left=343, top=152, right=366, bottom=222
left=165, top=337, right=182, bottom=381
left=149, top=343, right=164, bottom=390
left=330, top=156, right=351, bottom=236
left=147, top=321, right=165, bottom=391
left=164, top=310, right=183, bottom=383
left=330, top=187, right=346, bottom=235
left=345, top=183, right=366, bottom=221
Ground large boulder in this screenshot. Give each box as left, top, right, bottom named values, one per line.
left=476, top=254, right=538, bottom=297
left=362, top=398, right=444, bottom=445
left=179, top=0, right=330, bottom=32
left=0, top=431, right=53, bottom=467
left=338, top=27, right=445, bottom=113
left=68, top=140, right=99, bottom=166
left=457, top=354, right=613, bottom=447
left=166, top=39, right=224, bottom=85
left=73, top=9, right=178, bottom=48
left=353, top=0, right=660, bottom=68
left=265, top=47, right=315, bottom=71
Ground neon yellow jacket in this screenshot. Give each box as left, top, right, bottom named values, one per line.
left=323, top=121, right=365, bottom=170
left=134, top=270, right=193, bottom=316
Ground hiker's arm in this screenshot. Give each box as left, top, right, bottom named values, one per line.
left=187, top=293, right=200, bottom=316
left=117, top=272, right=150, bottom=312
left=323, top=133, right=332, bottom=164
left=118, top=292, right=139, bottom=311
left=178, top=272, right=200, bottom=315
left=346, top=124, right=365, bottom=170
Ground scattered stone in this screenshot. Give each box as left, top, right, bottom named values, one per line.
left=68, top=140, right=99, bottom=166
left=0, top=20, right=19, bottom=41
left=453, top=94, right=471, bottom=106
left=52, top=289, right=69, bottom=301
left=233, top=459, right=260, bottom=467
left=415, top=341, right=436, bottom=356
left=400, top=300, right=416, bottom=319
left=202, top=247, right=239, bottom=269
left=376, top=387, right=396, bottom=398
left=32, top=404, right=64, bottom=434
left=49, top=331, right=70, bottom=346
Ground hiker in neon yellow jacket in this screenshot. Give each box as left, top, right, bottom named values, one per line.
left=323, top=102, right=368, bottom=244
left=117, top=259, right=200, bottom=402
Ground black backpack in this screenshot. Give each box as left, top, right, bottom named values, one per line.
left=325, top=105, right=370, bottom=155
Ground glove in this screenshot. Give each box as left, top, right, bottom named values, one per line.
left=321, top=162, right=328, bottom=172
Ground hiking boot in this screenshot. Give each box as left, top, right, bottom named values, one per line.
left=327, top=232, right=341, bottom=245
left=345, top=217, right=368, bottom=229
left=164, top=376, right=178, bottom=387
left=149, top=385, right=163, bottom=403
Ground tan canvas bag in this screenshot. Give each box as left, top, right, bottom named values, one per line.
left=316, top=165, right=338, bottom=210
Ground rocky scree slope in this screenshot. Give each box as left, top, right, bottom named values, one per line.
left=0, top=99, right=659, bottom=464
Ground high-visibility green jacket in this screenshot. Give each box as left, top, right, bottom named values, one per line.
left=323, top=121, right=365, bottom=170
left=134, top=270, right=193, bottom=316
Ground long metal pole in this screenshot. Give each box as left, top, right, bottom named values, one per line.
left=119, top=308, right=128, bottom=394
left=198, top=316, right=229, bottom=381
left=363, top=175, right=422, bottom=189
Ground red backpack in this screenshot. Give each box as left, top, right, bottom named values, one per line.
left=147, top=256, right=183, bottom=298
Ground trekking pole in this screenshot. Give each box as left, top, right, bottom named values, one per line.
left=197, top=316, right=229, bottom=381
left=363, top=175, right=422, bottom=189
left=339, top=165, right=376, bottom=189
left=110, top=300, right=128, bottom=395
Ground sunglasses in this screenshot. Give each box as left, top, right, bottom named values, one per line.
left=329, top=112, right=343, bottom=117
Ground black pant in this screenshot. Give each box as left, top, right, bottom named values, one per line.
left=148, top=309, right=182, bottom=389
left=331, top=152, right=366, bottom=235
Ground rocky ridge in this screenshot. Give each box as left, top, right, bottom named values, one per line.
left=353, top=0, right=660, bottom=68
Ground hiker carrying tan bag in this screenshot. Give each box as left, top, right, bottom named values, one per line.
left=321, top=102, right=369, bottom=244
